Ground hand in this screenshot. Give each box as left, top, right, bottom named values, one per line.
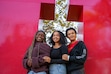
left=62, top=54, right=69, bottom=61
left=27, top=58, right=32, bottom=67
left=43, top=56, right=51, bottom=63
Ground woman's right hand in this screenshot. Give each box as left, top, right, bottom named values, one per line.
left=27, top=59, right=32, bottom=67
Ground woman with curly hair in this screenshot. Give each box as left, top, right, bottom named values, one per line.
left=43, top=30, right=68, bottom=74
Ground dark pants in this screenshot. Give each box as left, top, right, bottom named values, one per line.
left=69, top=68, right=85, bottom=74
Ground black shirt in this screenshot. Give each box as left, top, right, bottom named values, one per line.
left=50, top=44, right=68, bottom=64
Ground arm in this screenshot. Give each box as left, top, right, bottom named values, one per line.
left=43, top=56, right=67, bottom=64
left=51, top=45, right=68, bottom=64
left=23, top=50, right=31, bottom=70
left=69, top=41, right=87, bottom=64
left=32, top=44, right=51, bottom=68
left=50, top=59, right=67, bottom=64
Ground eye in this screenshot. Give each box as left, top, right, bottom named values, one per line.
left=41, top=35, right=44, bottom=37
left=72, top=32, right=74, bottom=34
left=68, top=33, right=71, bottom=35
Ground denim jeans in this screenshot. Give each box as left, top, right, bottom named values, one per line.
left=49, top=64, right=66, bottom=74
left=28, top=71, right=46, bottom=74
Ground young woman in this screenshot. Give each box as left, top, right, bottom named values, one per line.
left=62, top=28, right=87, bottom=74
left=23, top=30, right=51, bottom=74
left=43, top=30, right=68, bottom=74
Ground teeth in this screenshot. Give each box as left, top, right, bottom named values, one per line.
left=38, top=38, right=42, bottom=39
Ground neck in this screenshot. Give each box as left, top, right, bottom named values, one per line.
left=53, top=43, right=61, bottom=48
left=55, top=42, right=60, bottom=46
left=71, top=40, right=76, bottom=44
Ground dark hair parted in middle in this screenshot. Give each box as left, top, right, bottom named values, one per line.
left=49, top=30, right=67, bottom=45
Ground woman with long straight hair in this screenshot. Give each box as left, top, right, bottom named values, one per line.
left=23, top=30, right=51, bottom=74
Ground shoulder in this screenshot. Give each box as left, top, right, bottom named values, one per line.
left=78, top=41, right=85, bottom=45
left=78, top=41, right=87, bottom=48
left=75, top=41, right=85, bottom=47
left=42, top=43, right=49, bottom=46
left=41, top=43, right=51, bottom=48
left=60, top=44, right=68, bottom=50
left=61, top=44, right=67, bottom=48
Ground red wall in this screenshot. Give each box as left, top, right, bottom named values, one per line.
left=0, top=0, right=111, bottom=74
left=84, top=0, right=111, bottom=73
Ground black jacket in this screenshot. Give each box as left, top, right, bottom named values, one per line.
left=67, top=41, right=87, bottom=73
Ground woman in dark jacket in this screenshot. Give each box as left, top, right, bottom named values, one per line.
left=62, top=28, right=87, bottom=74
left=23, top=30, right=51, bottom=74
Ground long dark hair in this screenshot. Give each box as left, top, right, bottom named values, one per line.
left=49, top=30, right=67, bottom=45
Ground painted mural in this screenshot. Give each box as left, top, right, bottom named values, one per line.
left=0, top=0, right=111, bottom=74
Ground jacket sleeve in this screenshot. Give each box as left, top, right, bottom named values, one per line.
left=32, top=44, right=51, bottom=68
left=50, top=59, right=67, bottom=64
left=31, top=57, right=40, bottom=68
left=23, top=50, right=30, bottom=70
left=69, top=41, right=87, bottom=64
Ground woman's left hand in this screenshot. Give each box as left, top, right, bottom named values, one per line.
left=62, top=54, right=69, bottom=61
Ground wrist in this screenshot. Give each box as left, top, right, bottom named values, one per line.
left=68, top=55, right=70, bottom=61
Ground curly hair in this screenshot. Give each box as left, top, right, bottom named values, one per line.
left=49, top=30, right=67, bottom=45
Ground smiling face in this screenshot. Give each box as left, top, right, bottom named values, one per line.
left=52, top=31, right=60, bottom=43
left=67, top=29, right=76, bottom=42
left=35, top=31, right=45, bottom=42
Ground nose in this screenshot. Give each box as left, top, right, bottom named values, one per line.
left=38, top=35, right=42, bottom=37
